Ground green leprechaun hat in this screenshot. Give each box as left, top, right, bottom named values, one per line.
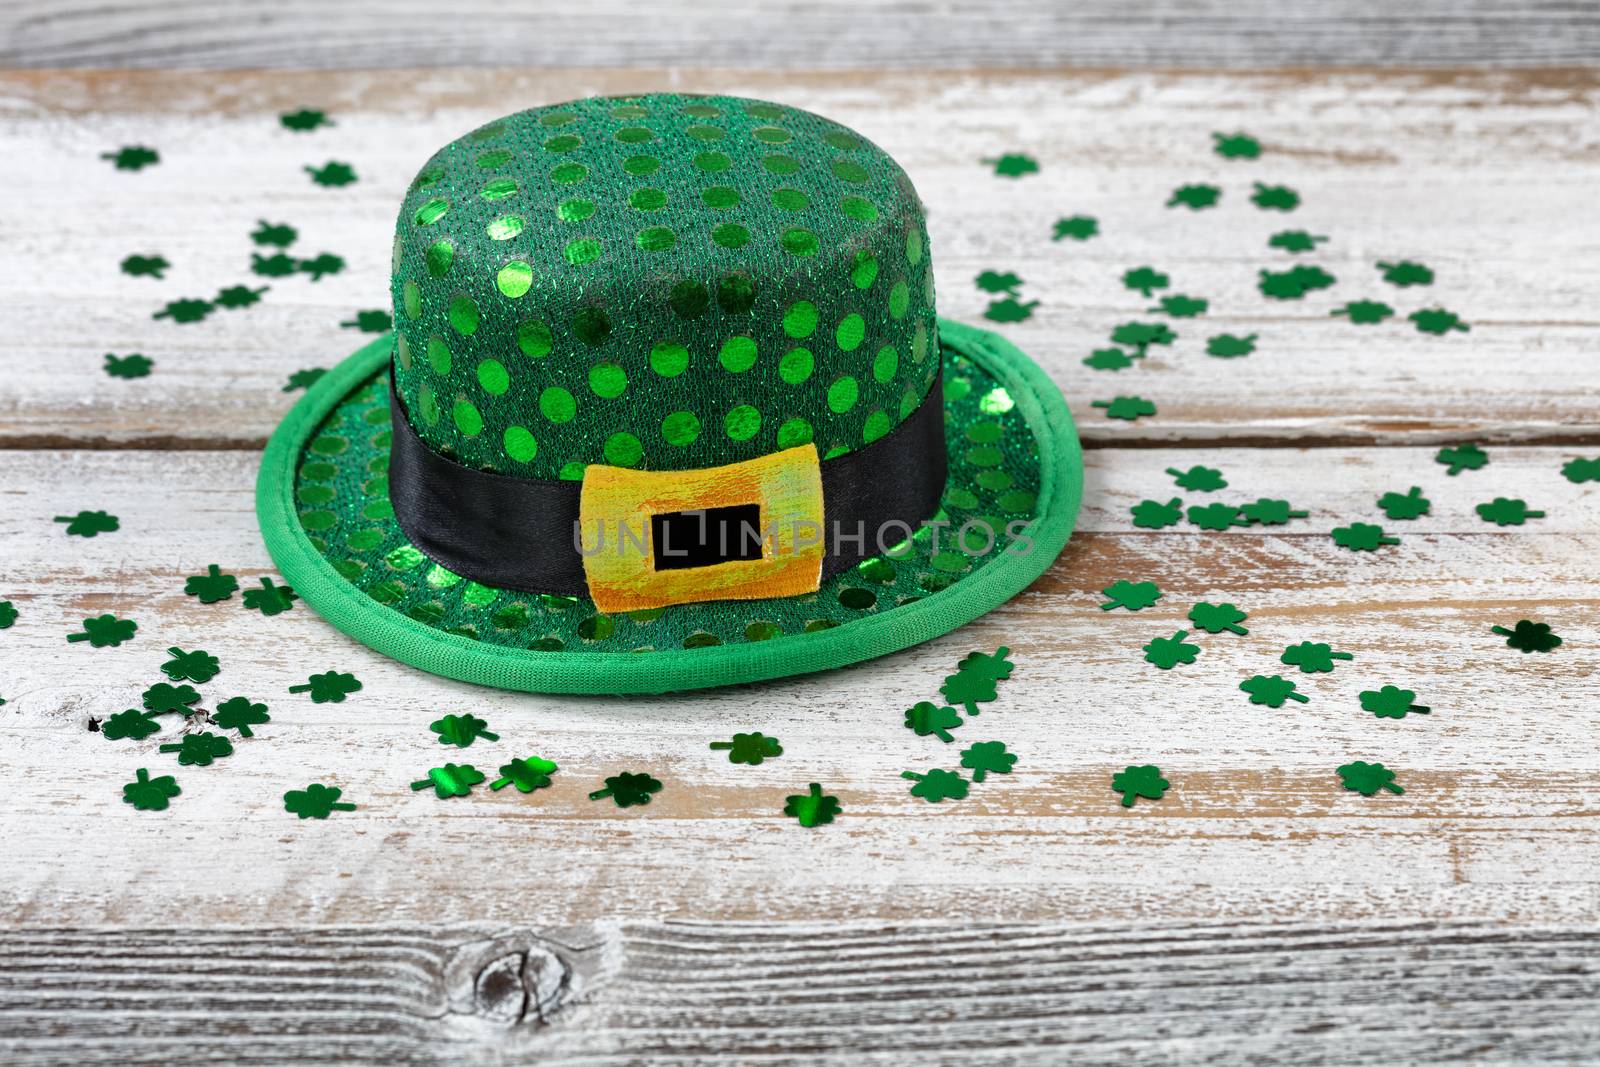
left=257, top=93, right=1082, bottom=694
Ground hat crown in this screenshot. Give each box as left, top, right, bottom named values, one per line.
left=390, top=93, right=938, bottom=479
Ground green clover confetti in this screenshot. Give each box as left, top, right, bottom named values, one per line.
left=1110, top=322, right=1176, bottom=353
left=289, top=671, right=362, bottom=703
left=984, top=297, right=1039, bottom=323
left=1112, top=764, right=1168, bottom=807
left=104, top=353, right=153, bottom=379
left=122, top=768, right=180, bottom=811
left=55, top=510, right=119, bottom=537
left=153, top=297, right=214, bottom=324
left=1239, top=498, right=1309, bottom=526
left=1377, top=487, right=1430, bottom=520
left=142, top=681, right=201, bottom=714
left=1188, top=602, right=1248, bottom=635
left=1337, top=761, right=1404, bottom=796
left=1213, top=132, right=1261, bottom=159
left=1331, top=523, right=1400, bottom=551
left=1100, top=579, right=1162, bottom=612
left=1168, top=465, right=1226, bottom=492
left=1131, top=498, right=1184, bottom=529
left=1410, top=308, right=1469, bottom=335
left=1084, top=348, right=1135, bottom=371
left=161, top=646, right=220, bottom=683
left=183, top=564, right=239, bottom=603
left=430, top=713, right=499, bottom=748
left=1360, top=686, right=1430, bottom=719
left=0, top=601, right=16, bottom=628
left=1491, top=619, right=1562, bottom=653
left=1251, top=182, right=1300, bottom=211
left=212, top=696, right=270, bottom=737
left=67, top=614, right=137, bottom=647
left=708, top=731, right=784, bottom=764
left=1281, top=641, right=1353, bottom=673
left=1151, top=294, right=1207, bottom=318
left=1476, top=498, right=1544, bottom=526
left=976, top=270, right=1023, bottom=295
left=1206, top=333, right=1257, bottom=358
left=159, top=731, right=233, bottom=767
left=306, top=161, right=357, bottom=186
left=1268, top=230, right=1327, bottom=253
left=243, top=577, right=298, bottom=615
left=252, top=252, right=298, bottom=277
left=251, top=220, right=298, bottom=247
left=490, top=756, right=559, bottom=792
left=960, top=741, right=1017, bottom=782
left=1378, top=260, right=1433, bottom=287
left=102, top=145, right=159, bottom=170
left=214, top=285, right=266, bottom=310
left=1436, top=443, right=1488, bottom=475
left=986, top=153, right=1038, bottom=178
left=412, top=763, right=485, bottom=798
left=1331, top=300, right=1394, bottom=324
left=298, top=252, right=346, bottom=281
left=120, top=254, right=168, bottom=279
left=284, top=783, right=356, bottom=818
left=280, top=108, right=333, bottom=132
left=784, top=783, right=842, bottom=827
left=1167, top=184, right=1221, bottom=209
left=1143, top=630, right=1200, bottom=670
left=1259, top=264, right=1336, bottom=300
left=588, top=771, right=663, bottom=808
left=1240, top=674, right=1308, bottom=707
left=1093, top=396, right=1157, bottom=421
left=939, top=647, right=1013, bottom=715
left=901, top=768, right=968, bottom=802
left=283, top=368, right=327, bottom=392
left=1188, top=503, right=1248, bottom=531
left=1122, top=267, right=1169, bottom=297
left=904, top=701, right=964, bottom=743
left=341, top=309, right=393, bottom=333
left=1052, top=215, right=1098, bottom=241
left=101, top=709, right=160, bottom=741
left=1561, top=457, right=1600, bottom=483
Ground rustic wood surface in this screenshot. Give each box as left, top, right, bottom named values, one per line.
left=1, top=67, right=1598, bottom=1063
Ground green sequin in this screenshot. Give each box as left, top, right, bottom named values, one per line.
left=496, top=261, right=533, bottom=298
left=719, top=336, right=758, bottom=372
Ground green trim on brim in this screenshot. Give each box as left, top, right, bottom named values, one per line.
left=256, top=318, right=1081, bottom=694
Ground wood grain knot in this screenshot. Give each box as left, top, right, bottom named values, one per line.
left=446, top=935, right=572, bottom=1029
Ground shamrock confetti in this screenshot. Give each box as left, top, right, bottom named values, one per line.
left=1206, top=334, right=1257, bottom=358
left=1213, top=132, right=1261, bottom=159
left=0, top=601, right=16, bottom=628
left=253, top=252, right=298, bottom=277
left=1112, top=764, right=1168, bottom=807
left=1281, top=641, right=1353, bottom=673
left=251, top=220, right=298, bottom=248
left=55, top=510, right=119, bottom=537
left=142, top=682, right=201, bottom=714
left=784, top=783, right=841, bottom=827
left=986, top=153, right=1038, bottom=178
left=102, top=145, right=159, bottom=170
left=280, top=108, right=333, bottom=132
left=490, top=756, right=559, bottom=792
left=1084, top=348, right=1135, bottom=371
left=289, top=671, right=362, bottom=703
left=1436, top=443, right=1488, bottom=475
left=1151, top=295, right=1208, bottom=318
left=161, top=646, right=220, bottom=683
left=122, top=768, right=180, bottom=811
left=901, top=768, right=969, bottom=803
left=960, top=741, right=1017, bottom=782
left=1188, top=503, right=1248, bottom=531
left=1337, top=761, right=1404, bottom=796
left=153, top=298, right=214, bottom=324
left=298, top=252, right=346, bottom=281
left=104, top=353, right=153, bottom=379
left=159, top=731, right=234, bottom=767
left=101, top=709, right=160, bottom=741
left=1167, top=184, right=1221, bottom=209
left=904, top=701, right=964, bottom=743
left=1331, top=300, right=1394, bottom=324
left=1122, top=267, right=1169, bottom=297
left=1251, top=182, right=1300, bottom=211
left=710, top=731, right=784, bottom=763
left=1168, top=465, right=1226, bottom=492
left=1131, top=498, right=1184, bottom=529
left=1360, top=686, right=1430, bottom=719
left=212, top=696, right=270, bottom=737
left=1377, top=487, right=1430, bottom=520
left=430, top=713, right=499, bottom=748
left=120, top=254, right=169, bottom=279
left=243, top=577, right=298, bottom=615
left=1259, top=264, right=1336, bottom=300
left=1476, top=498, right=1544, bottom=527
left=1378, top=260, right=1433, bottom=287
left=1052, top=215, right=1098, bottom=241
left=341, top=309, right=393, bottom=333
left=306, top=161, right=357, bottom=187
left=184, top=564, right=239, bottom=603
left=1269, top=231, right=1327, bottom=253
left=1240, top=674, right=1308, bottom=707
left=976, top=270, right=1023, bottom=295
left=1100, top=579, right=1162, bottom=612
left=1110, top=322, right=1176, bottom=353
left=284, top=784, right=356, bottom=818
left=412, top=763, right=485, bottom=798
left=941, top=647, right=1013, bottom=715
left=1331, top=523, right=1400, bottom=551
left=1560, top=457, right=1600, bottom=484
left=588, top=772, right=663, bottom=808
left=1143, top=630, right=1200, bottom=670
left=67, top=614, right=137, bottom=647
left=1410, top=308, right=1469, bottom=335
left=1093, top=396, right=1157, bottom=421
left=214, top=284, right=267, bottom=309
left=984, top=297, right=1038, bottom=323
left=1239, top=498, right=1309, bottom=526
left=1491, top=620, right=1562, bottom=653
left=283, top=368, right=327, bottom=392
left=1188, top=602, right=1249, bottom=635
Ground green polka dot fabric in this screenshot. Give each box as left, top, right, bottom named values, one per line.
left=390, top=93, right=938, bottom=476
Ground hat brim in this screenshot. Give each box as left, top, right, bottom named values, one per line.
left=256, top=317, right=1081, bottom=694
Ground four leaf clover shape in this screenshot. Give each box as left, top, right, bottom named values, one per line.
left=784, top=783, right=842, bottom=827
left=1337, top=761, right=1404, bottom=796
left=162, top=646, right=221, bottom=683
left=1131, top=498, right=1184, bottom=529
left=0, top=601, right=15, bottom=629
left=902, top=768, right=969, bottom=803
left=281, top=108, right=333, bottom=132
left=288, top=671, right=362, bottom=703
left=1360, top=686, right=1430, bottom=719
left=1093, top=396, right=1157, bottom=421
left=412, top=763, right=486, bottom=798
left=1435, top=444, right=1488, bottom=475
left=184, top=564, right=239, bottom=603
left=243, top=577, right=298, bottom=615
left=1151, top=295, right=1208, bottom=318
left=1052, top=215, right=1098, bottom=241
left=589, top=772, right=663, bottom=808
left=1331, top=300, right=1394, bottom=325
left=1281, top=641, right=1354, bottom=673
left=960, top=741, right=1017, bottom=782
left=1205, top=333, right=1257, bottom=358
left=430, top=713, right=499, bottom=748
left=142, top=682, right=201, bottom=714
left=1213, top=132, right=1261, bottom=158
left=710, top=732, right=784, bottom=764
left=159, top=731, right=234, bottom=767
left=123, top=768, right=180, bottom=811
left=1411, top=308, right=1469, bottom=335
left=986, top=153, right=1038, bottom=178
left=306, top=161, right=357, bottom=186
left=341, top=310, right=393, bottom=333
left=1188, top=602, right=1249, bottom=635
left=1188, top=503, right=1249, bottom=531
left=1239, top=498, right=1309, bottom=526
left=55, top=510, right=119, bottom=537
left=1491, top=620, right=1562, bottom=653
left=1239, top=675, right=1308, bottom=707
left=976, top=270, right=1024, bottom=295
left=1122, top=267, right=1169, bottom=297
left=1268, top=230, right=1327, bottom=253
left=103, top=145, right=160, bottom=170
left=1331, top=523, right=1400, bottom=551
left=104, top=353, right=153, bottom=379
left=1377, top=487, right=1430, bottom=520
left=1112, top=765, right=1169, bottom=807
left=1561, top=457, right=1600, bottom=484
left=1251, top=182, right=1300, bottom=211
left=1476, top=498, right=1544, bottom=527
left=1143, top=631, right=1200, bottom=670
left=984, top=297, right=1039, bottom=323
left=1100, top=580, right=1163, bottom=612
left=67, top=614, right=137, bottom=647
left=905, top=701, right=964, bottom=743
left=101, top=709, right=160, bottom=741
left=212, top=697, right=270, bottom=737
left=1084, top=348, right=1134, bottom=371
left=251, top=220, right=298, bottom=247
left=1167, top=184, right=1221, bottom=209
left=491, top=756, right=559, bottom=793
left=940, top=647, right=1013, bottom=715
left=284, top=784, right=356, bottom=819
left=1109, top=322, right=1176, bottom=352
left=1378, top=260, right=1433, bottom=287
left=1167, top=465, right=1226, bottom=492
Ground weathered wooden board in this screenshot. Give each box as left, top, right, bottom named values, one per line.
left=2, top=68, right=1598, bottom=449
left=6, top=0, right=1600, bottom=71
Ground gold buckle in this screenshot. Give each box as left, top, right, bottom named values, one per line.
left=578, top=445, right=825, bottom=613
